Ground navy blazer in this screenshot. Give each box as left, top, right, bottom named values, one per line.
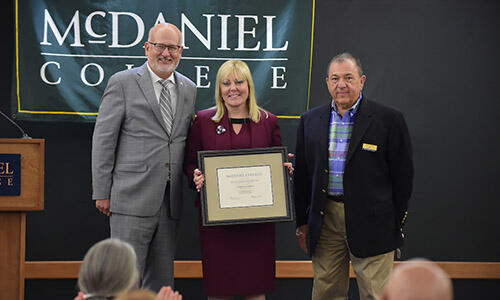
left=294, top=97, right=414, bottom=258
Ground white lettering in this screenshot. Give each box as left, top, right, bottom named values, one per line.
left=195, top=66, right=210, bottom=88
left=217, top=15, right=231, bottom=50
left=41, top=9, right=83, bottom=47
left=154, top=12, right=167, bottom=26
left=181, top=13, right=214, bottom=50
left=235, top=15, right=260, bottom=51
left=40, top=61, right=62, bottom=85
left=86, top=11, right=107, bottom=44
left=263, top=16, right=288, bottom=51
left=109, top=12, right=144, bottom=48
left=271, top=66, right=287, bottom=89
left=80, top=63, right=104, bottom=86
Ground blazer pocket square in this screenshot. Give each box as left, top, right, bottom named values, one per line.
left=362, top=143, right=378, bottom=152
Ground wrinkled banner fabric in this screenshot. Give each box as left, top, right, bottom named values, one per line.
left=12, top=0, right=314, bottom=121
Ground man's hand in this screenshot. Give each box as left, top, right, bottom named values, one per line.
left=95, top=199, right=111, bottom=216
left=296, top=224, right=308, bottom=254
left=283, top=153, right=295, bottom=178
left=73, top=292, right=85, bottom=300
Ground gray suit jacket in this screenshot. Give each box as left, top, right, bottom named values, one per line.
left=92, top=62, right=197, bottom=218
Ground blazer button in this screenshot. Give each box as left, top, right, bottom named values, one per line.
left=320, top=211, right=325, bottom=216
left=164, top=163, right=170, bottom=167
left=324, top=169, right=328, bottom=173
left=321, top=189, right=326, bottom=193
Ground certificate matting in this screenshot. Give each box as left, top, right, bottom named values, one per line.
left=217, top=165, right=274, bottom=209
left=197, top=147, right=294, bottom=226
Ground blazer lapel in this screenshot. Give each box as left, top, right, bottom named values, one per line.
left=346, top=99, right=373, bottom=165
left=318, top=104, right=331, bottom=167
left=171, top=71, right=186, bottom=137
left=136, top=63, right=169, bottom=134
left=215, top=112, right=231, bottom=150
left=250, top=111, right=264, bottom=148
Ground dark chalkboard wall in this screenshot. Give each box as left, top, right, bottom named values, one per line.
left=1, top=0, right=499, bottom=299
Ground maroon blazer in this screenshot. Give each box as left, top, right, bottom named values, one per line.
left=184, top=107, right=282, bottom=187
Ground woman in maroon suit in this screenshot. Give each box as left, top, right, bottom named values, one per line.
left=184, top=60, right=283, bottom=300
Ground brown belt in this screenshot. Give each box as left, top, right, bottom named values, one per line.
left=327, top=194, right=344, bottom=202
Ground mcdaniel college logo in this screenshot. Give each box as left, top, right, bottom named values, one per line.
left=0, top=154, right=21, bottom=196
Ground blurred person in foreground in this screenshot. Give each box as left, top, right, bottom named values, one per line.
left=74, top=238, right=182, bottom=300
left=74, top=238, right=138, bottom=300
left=380, top=258, right=453, bottom=300
left=184, top=60, right=291, bottom=300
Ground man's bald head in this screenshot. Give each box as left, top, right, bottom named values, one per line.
left=381, top=259, right=453, bottom=300
left=148, top=23, right=182, bottom=42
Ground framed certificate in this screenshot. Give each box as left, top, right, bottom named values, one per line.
left=197, top=147, right=294, bottom=226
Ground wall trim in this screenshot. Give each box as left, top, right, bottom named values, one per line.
left=24, top=261, right=500, bottom=279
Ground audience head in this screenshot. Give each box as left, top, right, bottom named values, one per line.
left=78, top=238, right=139, bottom=300
left=381, top=258, right=453, bottom=300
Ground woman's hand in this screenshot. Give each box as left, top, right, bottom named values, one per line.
left=283, top=153, right=295, bottom=177
left=193, top=168, right=205, bottom=192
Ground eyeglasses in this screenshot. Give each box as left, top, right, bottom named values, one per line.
left=148, top=42, right=182, bottom=54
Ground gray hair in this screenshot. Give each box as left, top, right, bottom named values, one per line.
left=326, top=52, right=364, bottom=77
left=78, top=238, right=139, bottom=300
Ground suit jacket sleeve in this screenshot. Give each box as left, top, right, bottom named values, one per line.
left=91, top=74, right=125, bottom=200
left=388, top=111, right=414, bottom=228
left=293, top=114, right=310, bottom=227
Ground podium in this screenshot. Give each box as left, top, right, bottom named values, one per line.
left=0, top=139, right=44, bottom=300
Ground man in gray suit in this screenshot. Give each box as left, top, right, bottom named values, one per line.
left=92, top=23, right=197, bottom=291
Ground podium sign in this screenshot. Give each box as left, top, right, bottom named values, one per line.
left=0, top=139, right=44, bottom=300
left=0, top=154, right=21, bottom=196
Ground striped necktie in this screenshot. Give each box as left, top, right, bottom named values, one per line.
left=159, top=79, right=174, bottom=135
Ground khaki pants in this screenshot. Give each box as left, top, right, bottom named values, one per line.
left=312, top=200, right=393, bottom=300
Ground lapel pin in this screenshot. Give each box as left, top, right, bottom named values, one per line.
left=216, top=125, right=226, bottom=135
left=362, top=143, right=378, bottom=152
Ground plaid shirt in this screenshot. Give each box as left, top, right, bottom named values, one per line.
left=328, top=94, right=362, bottom=195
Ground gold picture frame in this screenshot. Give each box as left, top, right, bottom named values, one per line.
left=197, top=147, right=294, bottom=226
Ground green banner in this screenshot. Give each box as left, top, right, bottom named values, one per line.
left=12, top=0, right=314, bottom=121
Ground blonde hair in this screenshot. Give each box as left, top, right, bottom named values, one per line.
left=212, top=60, right=263, bottom=123
left=78, top=238, right=139, bottom=300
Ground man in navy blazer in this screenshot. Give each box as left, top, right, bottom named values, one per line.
left=294, top=53, right=414, bottom=300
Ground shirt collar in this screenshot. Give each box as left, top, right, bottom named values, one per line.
left=331, top=92, right=363, bottom=118
left=146, top=62, right=176, bottom=85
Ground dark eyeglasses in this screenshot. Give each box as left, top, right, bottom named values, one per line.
left=148, top=42, right=182, bottom=53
